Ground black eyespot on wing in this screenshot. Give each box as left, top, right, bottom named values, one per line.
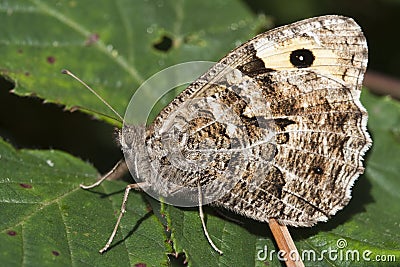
left=290, top=49, right=315, bottom=68
left=313, top=166, right=324, bottom=175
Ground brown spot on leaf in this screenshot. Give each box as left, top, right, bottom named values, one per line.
left=47, top=56, right=56, bottom=64
left=85, top=33, right=100, bottom=46
left=52, top=250, right=60, bottom=256
left=7, top=230, right=16, bottom=236
left=145, top=203, right=153, bottom=212
left=19, top=183, right=32, bottom=189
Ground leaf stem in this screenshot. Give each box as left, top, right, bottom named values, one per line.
left=269, top=218, right=304, bottom=267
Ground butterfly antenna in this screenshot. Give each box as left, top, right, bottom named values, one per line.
left=61, top=69, right=124, bottom=122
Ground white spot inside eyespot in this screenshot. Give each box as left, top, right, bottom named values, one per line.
left=46, top=160, right=54, bottom=167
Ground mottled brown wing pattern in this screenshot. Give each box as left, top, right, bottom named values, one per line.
left=136, top=15, right=370, bottom=226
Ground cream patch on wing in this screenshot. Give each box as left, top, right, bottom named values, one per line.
left=253, top=35, right=348, bottom=84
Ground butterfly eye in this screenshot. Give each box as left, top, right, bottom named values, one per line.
left=122, top=129, right=134, bottom=148
left=290, top=48, right=315, bottom=68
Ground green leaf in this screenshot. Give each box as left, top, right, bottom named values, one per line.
left=166, top=205, right=280, bottom=266
left=0, top=0, right=268, bottom=124
left=0, top=138, right=171, bottom=266
left=165, top=90, right=400, bottom=266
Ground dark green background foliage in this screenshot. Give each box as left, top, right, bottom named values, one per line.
left=0, top=1, right=399, bottom=266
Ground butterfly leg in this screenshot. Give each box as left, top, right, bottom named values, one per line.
left=197, top=182, right=223, bottom=255
left=80, top=159, right=128, bottom=189
left=99, top=181, right=148, bottom=253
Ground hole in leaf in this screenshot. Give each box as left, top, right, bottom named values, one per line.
left=153, top=35, right=173, bottom=52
